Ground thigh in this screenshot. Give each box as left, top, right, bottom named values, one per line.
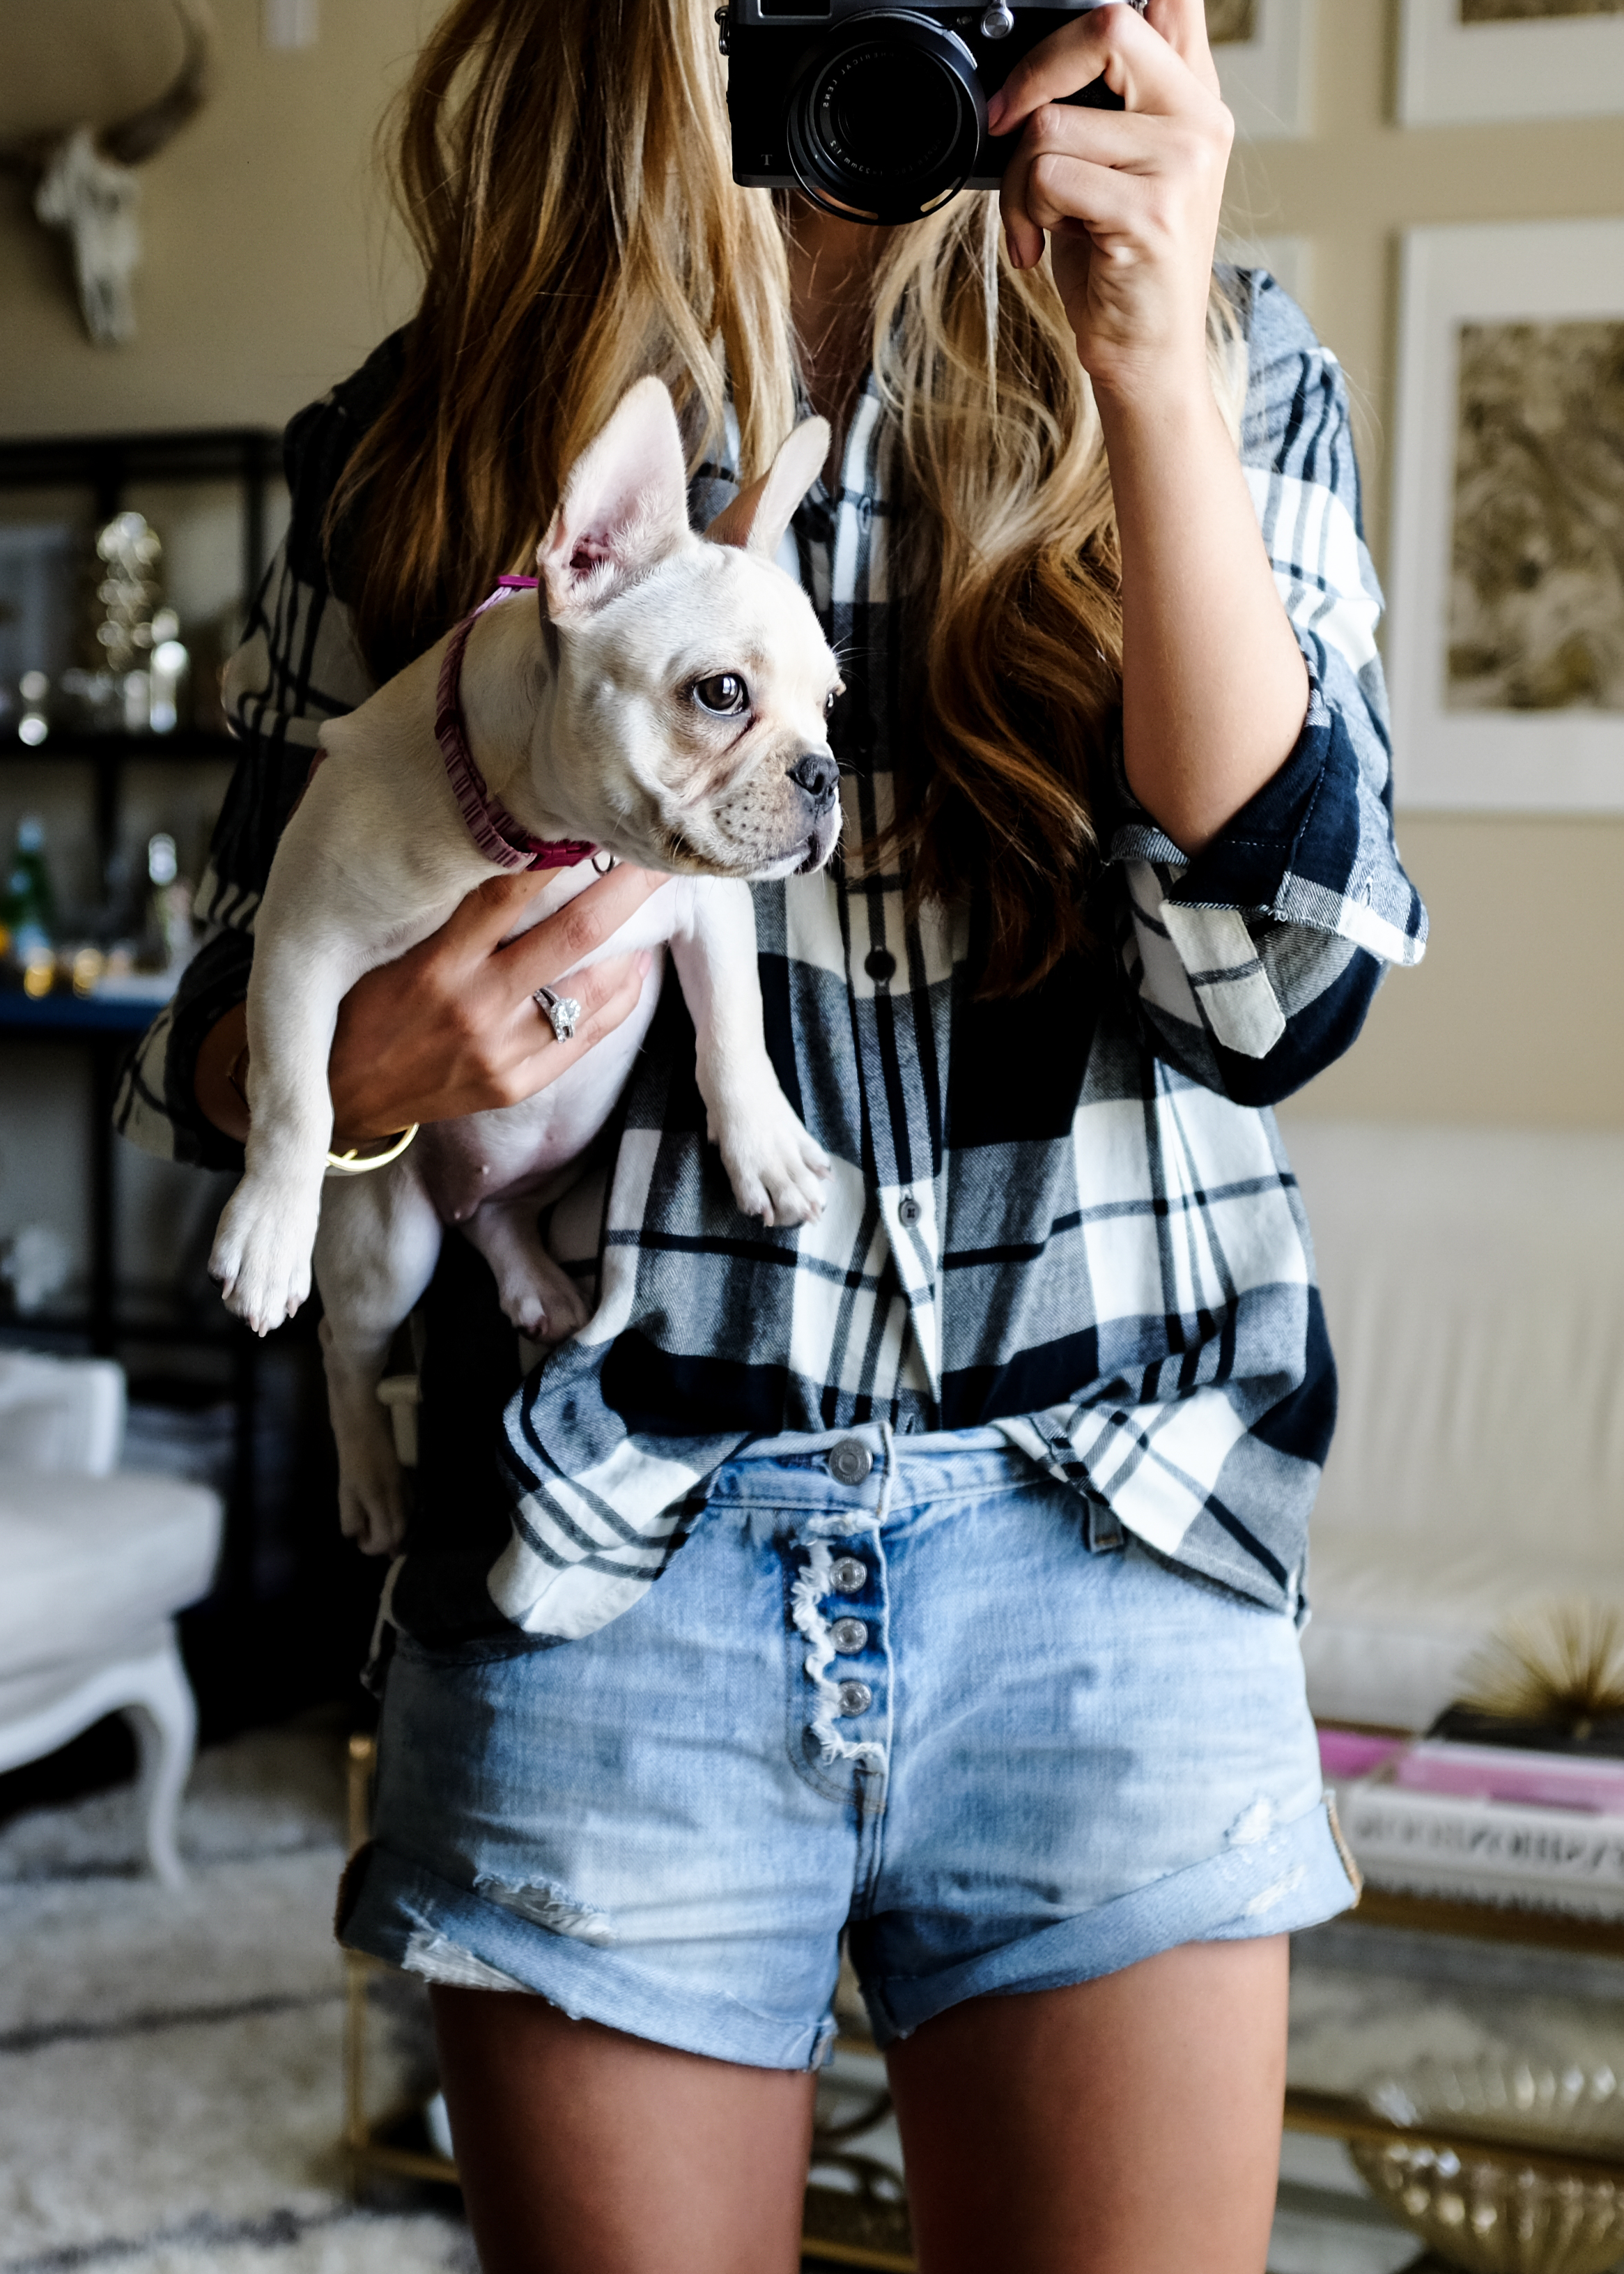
left=431, top=1985, right=817, bottom=2274
left=885, top=1937, right=1289, bottom=2274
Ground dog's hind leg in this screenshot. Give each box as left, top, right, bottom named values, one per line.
left=314, top=1162, right=444, bottom=1556
left=460, top=1194, right=589, bottom=1345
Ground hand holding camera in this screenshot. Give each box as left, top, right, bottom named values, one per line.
left=724, top=0, right=1230, bottom=398
left=991, top=0, right=1232, bottom=403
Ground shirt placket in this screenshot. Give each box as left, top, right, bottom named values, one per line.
left=827, top=383, right=947, bottom=1413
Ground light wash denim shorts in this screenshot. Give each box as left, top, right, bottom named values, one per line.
left=341, top=1425, right=1357, bottom=2068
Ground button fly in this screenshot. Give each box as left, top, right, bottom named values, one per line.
left=828, top=1439, right=872, bottom=1484
left=830, top=1617, right=867, bottom=1654
left=837, top=1680, right=873, bottom=1716
left=830, top=1555, right=867, bottom=1594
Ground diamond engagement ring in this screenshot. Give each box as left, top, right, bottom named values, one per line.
left=534, top=984, right=581, bottom=1044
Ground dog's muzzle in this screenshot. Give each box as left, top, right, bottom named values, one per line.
left=534, top=985, right=581, bottom=1043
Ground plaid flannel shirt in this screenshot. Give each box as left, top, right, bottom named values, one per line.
left=116, top=270, right=1425, bottom=1647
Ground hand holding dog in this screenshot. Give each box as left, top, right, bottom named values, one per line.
left=197, top=861, right=663, bottom=1147
left=327, top=862, right=663, bottom=1140
left=987, top=0, right=1231, bottom=406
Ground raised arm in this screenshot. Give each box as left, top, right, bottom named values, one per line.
left=991, top=0, right=1307, bottom=852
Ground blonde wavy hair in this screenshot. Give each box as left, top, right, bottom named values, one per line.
left=336, top=0, right=1245, bottom=992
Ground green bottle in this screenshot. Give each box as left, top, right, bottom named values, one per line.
left=4, top=816, right=56, bottom=962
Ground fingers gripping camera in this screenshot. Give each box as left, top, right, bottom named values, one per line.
left=720, top=0, right=1150, bottom=225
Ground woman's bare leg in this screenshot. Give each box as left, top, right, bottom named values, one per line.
left=429, top=1987, right=817, bottom=2274
left=885, top=1937, right=1289, bottom=2274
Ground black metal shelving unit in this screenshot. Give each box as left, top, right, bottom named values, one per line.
left=0, top=427, right=280, bottom=1604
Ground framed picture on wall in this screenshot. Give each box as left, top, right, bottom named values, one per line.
left=1208, top=0, right=1317, bottom=139
left=1400, top=0, right=1624, bottom=126
left=1387, top=217, right=1624, bottom=812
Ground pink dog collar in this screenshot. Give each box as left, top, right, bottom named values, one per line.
left=434, top=576, right=597, bottom=874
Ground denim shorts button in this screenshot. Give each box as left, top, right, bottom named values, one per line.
left=830, top=1617, right=867, bottom=1654
left=828, top=1439, right=872, bottom=1484
left=830, top=1555, right=867, bottom=1594
left=837, top=1680, right=873, bottom=1716
left=897, top=1195, right=921, bottom=1225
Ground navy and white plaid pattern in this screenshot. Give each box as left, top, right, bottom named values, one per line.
left=116, top=272, right=1425, bottom=1646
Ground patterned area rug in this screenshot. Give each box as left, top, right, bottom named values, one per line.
left=0, top=1715, right=470, bottom=2274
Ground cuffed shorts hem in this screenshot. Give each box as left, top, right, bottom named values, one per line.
left=342, top=1845, right=840, bottom=2071
left=864, top=1795, right=1355, bottom=2045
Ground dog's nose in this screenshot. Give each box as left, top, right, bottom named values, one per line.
left=788, top=751, right=838, bottom=809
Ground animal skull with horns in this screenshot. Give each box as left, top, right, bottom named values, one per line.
left=1, top=0, right=215, bottom=346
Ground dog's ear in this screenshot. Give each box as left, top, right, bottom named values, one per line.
left=704, top=416, right=830, bottom=560
left=538, top=378, right=691, bottom=624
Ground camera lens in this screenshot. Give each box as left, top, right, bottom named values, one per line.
left=786, top=11, right=982, bottom=225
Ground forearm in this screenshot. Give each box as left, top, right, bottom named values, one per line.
left=1099, top=379, right=1309, bottom=856
left=196, top=1000, right=251, bottom=1142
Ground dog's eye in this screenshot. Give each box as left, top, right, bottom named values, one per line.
left=692, top=673, right=748, bottom=717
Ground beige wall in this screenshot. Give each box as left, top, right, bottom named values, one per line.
left=1222, top=2, right=1624, bottom=1128
left=0, top=0, right=425, bottom=435
left=2, top=0, right=1621, bottom=1125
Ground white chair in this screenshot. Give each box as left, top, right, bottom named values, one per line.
left=0, top=1351, right=222, bottom=1885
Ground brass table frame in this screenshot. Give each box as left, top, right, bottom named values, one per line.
left=342, top=1735, right=1624, bottom=2267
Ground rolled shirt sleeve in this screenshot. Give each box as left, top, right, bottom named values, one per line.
left=1103, top=269, right=1427, bottom=1104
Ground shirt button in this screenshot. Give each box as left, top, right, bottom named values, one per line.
left=828, top=1439, right=873, bottom=1484
left=831, top=1556, right=867, bottom=1595
left=830, top=1617, right=868, bottom=1654
left=837, top=1680, right=873, bottom=1716
left=897, top=1195, right=921, bottom=1226
left=864, top=947, right=896, bottom=984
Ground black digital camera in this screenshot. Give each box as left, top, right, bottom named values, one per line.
left=719, top=0, right=1149, bottom=226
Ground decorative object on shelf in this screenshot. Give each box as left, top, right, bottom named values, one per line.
left=1207, top=0, right=1317, bottom=139
left=1, top=815, right=56, bottom=976
left=1352, top=2135, right=1624, bottom=2273
left=0, top=0, right=216, bottom=346
left=1354, top=2052, right=1624, bottom=2274
left=0, top=1225, right=72, bottom=1317
left=1400, top=0, right=1624, bottom=125
left=1387, top=218, right=1624, bottom=812
left=1448, top=1604, right=1624, bottom=1751
left=57, top=511, right=190, bottom=737
left=16, top=673, right=49, bottom=748
left=1367, top=2054, right=1624, bottom=2158
left=145, top=831, right=196, bottom=973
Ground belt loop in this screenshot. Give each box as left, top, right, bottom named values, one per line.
left=1083, top=1496, right=1124, bottom=1555
left=875, top=1421, right=897, bottom=1528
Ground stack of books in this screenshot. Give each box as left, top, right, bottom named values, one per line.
left=1320, top=1726, right=1624, bottom=1917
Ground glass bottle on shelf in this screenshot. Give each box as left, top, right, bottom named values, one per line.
left=2, top=815, right=57, bottom=994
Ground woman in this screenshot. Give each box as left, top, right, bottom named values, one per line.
left=119, top=1, right=1425, bottom=2266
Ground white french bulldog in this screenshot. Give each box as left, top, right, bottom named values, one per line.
left=208, top=378, right=843, bottom=1552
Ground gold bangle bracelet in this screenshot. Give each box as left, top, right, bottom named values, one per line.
left=325, top=1124, right=420, bottom=1175
left=226, top=1035, right=417, bottom=1174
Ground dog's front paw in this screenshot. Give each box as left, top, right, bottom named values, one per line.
left=210, top=1180, right=319, bottom=1337
left=714, top=1088, right=831, bottom=1229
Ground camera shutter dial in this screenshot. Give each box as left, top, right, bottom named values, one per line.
left=785, top=10, right=984, bottom=226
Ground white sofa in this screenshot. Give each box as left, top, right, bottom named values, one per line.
left=1288, top=1123, right=1624, bottom=1733
left=0, top=1351, right=222, bottom=1884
